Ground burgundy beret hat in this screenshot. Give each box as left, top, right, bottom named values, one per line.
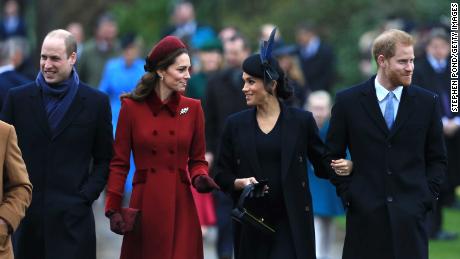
left=144, top=36, right=187, bottom=72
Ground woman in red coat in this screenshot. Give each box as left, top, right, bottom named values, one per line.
left=105, top=36, right=219, bottom=259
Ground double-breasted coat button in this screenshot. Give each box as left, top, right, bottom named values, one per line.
left=301, top=181, right=306, bottom=188
left=168, top=165, right=174, bottom=172
left=152, top=130, right=158, bottom=136
left=236, top=159, right=240, bottom=165
left=169, top=130, right=175, bottom=135
left=387, top=196, right=393, bottom=202
left=299, top=156, right=303, bottom=162
left=305, top=206, right=310, bottom=212
left=151, top=149, right=156, bottom=155
left=151, top=168, right=156, bottom=173
left=387, top=171, right=392, bottom=175
left=169, top=149, right=175, bottom=155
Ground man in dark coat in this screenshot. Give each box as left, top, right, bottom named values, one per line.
left=295, top=23, right=336, bottom=93
left=1, top=29, right=113, bottom=259
left=413, top=29, right=460, bottom=240
left=327, top=29, right=447, bottom=259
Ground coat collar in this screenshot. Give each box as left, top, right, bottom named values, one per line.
left=360, top=76, right=416, bottom=138
left=146, top=90, right=180, bottom=116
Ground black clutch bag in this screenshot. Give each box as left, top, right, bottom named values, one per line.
left=231, top=183, right=276, bottom=235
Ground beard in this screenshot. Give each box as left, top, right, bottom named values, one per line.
left=386, top=68, right=412, bottom=87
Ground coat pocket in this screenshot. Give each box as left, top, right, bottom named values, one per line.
left=130, top=169, right=148, bottom=208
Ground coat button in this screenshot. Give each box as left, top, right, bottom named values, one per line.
left=299, top=156, right=303, bottom=162
left=169, top=149, right=175, bottom=155
left=151, top=168, right=156, bottom=173
left=153, top=113, right=158, bottom=117
left=387, top=196, right=393, bottom=202
left=387, top=171, right=392, bottom=175
left=305, top=206, right=310, bottom=212
left=151, top=149, right=156, bottom=155
left=169, top=130, right=175, bottom=135
left=152, top=130, right=158, bottom=136
left=301, top=181, right=306, bottom=188
left=168, top=165, right=174, bottom=172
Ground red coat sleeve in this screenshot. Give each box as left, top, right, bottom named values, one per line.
left=105, top=98, right=132, bottom=213
left=188, top=101, right=208, bottom=181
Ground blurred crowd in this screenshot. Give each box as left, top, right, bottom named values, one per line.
left=0, top=1, right=458, bottom=259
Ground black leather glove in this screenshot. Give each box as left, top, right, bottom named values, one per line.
left=109, top=212, right=126, bottom=235
left=249, top=179, right=269, bottom=198
left=193, top=175, right=220, bottom=193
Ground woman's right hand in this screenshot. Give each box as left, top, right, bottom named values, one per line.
left=109, top=212, right=126, bottom=235
left=234, top=177, right=258, bottom=191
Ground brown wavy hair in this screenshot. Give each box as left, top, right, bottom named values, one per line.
left=121, top=48, right=189, bottom=101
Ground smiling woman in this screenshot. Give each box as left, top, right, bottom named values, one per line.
left=104, top=35, right=219, bottom=259
left=213, top=28, right=353, bottom=259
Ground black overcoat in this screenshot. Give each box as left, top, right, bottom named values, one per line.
left=326, top=77, right=447, bottom=259
left=1, top=82, right=113, bottom=259
left=214, top=103, right=332, bottom=259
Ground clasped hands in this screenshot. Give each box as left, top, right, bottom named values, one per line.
left=331, top=158, right=353, bottom=176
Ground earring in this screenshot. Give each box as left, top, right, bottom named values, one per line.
left=159, top=75, right=164, bottom=81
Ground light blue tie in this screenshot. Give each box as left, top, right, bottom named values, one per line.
left=384, top=92, right=395, bottom=129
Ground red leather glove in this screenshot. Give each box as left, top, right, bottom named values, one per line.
left=109, top=212, right=126, bottom=235
left=193, top=175, right=220, bottom=193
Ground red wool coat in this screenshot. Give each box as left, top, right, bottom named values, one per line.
left=105, top=91, right=208, bottom=259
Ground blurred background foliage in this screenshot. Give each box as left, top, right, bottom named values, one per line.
left=19, top=0, right=453, bottom=91
left=110, top=0, right=452, bottom=91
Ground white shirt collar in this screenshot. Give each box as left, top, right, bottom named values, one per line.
left=374, top=77, right=403, bottom=102
left=0, top=64, right=15, bottom=74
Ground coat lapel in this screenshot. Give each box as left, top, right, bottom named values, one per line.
left=280, top=104, right=298, bottom=181
left=29, top=86, right=52, bottom=139
left=359, top=80, right=390, bottom=135
left=389, top=86, right=415, bottom=138
left=240, top=108, right=263, bottom=178
left=52, top=86, right=85, bottom=140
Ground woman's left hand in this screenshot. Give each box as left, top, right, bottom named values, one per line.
left=331, top=159, right=353, bottom=176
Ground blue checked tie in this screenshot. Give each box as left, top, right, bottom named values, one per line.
left=384, top=92, right=395, bottom=129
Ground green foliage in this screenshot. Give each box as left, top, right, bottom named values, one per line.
left=111, top=0, right=172, bottom=46
left=111, top=0, right=453, bottom=92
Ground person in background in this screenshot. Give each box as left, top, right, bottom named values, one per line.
left=306, top=90, right=344, bottom=259
left=0, top=120, right=32, bottom=259
left=105, top=36, right=219, bottom=259
left=295, top=23, right=336, bottom=93
left=162, top=1, right=216, bottom=50
left=204, top=33, right=250, bottom=259
left=326, top=29, right=447, bottom=259
left=99, top=32, right=145, bottom=197
left=2, top=29, right=113, bottom=259
left=78, top=13, right=120, bottom=87
left=412, top=28, right=459, bottom=241
left=66, top=22, right=85, bottom=59
left=273, top=44, right=308, bottom=108
left=186, top=37, right=223, bottom=105
left=0, top=0, right=26, bottom=40
left=0, top=40, right=30, bottom=108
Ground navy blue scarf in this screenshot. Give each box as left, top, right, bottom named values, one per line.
left=36, top=67, right=79, bottom=133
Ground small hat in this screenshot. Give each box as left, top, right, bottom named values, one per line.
left=145, top=36, right=187, bottom=72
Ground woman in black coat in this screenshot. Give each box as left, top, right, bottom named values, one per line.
left=213, top=29, right=352, bottom=259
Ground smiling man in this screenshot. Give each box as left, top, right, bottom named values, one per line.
left=1, top=29, right=113, bottom=259
left=326, top=29, right=447, bottom=259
